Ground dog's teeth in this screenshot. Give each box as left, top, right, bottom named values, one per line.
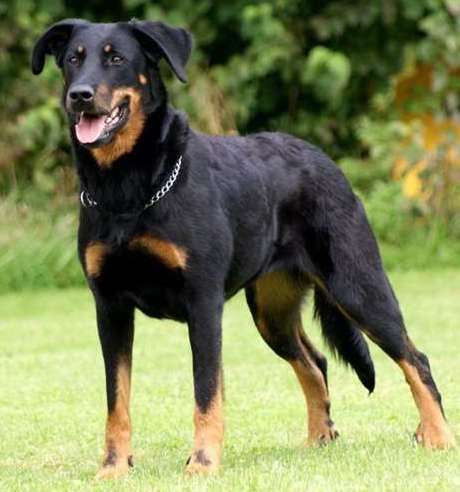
left=109, top=106, right=119, bottom=118
left=103, top=108, right=123, bottom=127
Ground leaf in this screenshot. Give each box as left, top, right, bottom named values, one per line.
left=301, top=46, right=351, bottom=107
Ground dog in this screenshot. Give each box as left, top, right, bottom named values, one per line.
left=31, top=18, right=455, bottom=478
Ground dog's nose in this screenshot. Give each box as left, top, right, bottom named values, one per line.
left=68, top=85, right=94, bottom=103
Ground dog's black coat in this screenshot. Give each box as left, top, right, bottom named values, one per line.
left=32, top=19, right=452, bottom=473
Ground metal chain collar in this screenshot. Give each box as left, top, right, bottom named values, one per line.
left=143, top=155, right=182, bottom=209
left=80, top=155, right=182, bottom=212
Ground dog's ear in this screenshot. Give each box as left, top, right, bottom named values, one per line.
left=31, top=18, right=89, bottom=75
left=129, top=20, right=192, bottom=83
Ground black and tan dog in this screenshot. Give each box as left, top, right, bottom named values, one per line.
left=32, top=19, right=455, bottom=478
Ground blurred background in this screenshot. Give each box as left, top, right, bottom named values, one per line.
left=0, top=0, right=459, bottom=293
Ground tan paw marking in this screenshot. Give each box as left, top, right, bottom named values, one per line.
left=415, top=422, right=456, bottom=450
left=96, top=457, right=132, bottom=480
left=185, top=448, right=219, bottom=475
left=306, top=420, right=339, bottom=446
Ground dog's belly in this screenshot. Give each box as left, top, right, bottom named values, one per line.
left=126, top=286, right=187, bottom=321
left=95, top=248, right=188, bottom=322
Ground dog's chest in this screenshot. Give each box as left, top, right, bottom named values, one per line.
left=84, top=234, right=188, bottom=321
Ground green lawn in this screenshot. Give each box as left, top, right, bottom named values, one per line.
left=0, top=270, right=459, bottom=491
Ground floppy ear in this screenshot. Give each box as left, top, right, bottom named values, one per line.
left=31, top=18, right=89, bottom=75
left=129, top=20, right=192, bottom=83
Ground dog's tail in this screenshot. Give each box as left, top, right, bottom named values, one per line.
left=314, top=287, right=375, bottom=393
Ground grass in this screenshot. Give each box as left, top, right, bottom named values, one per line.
left=0, top=270, right=459, bottom=491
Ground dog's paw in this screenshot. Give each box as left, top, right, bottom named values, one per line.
left=307, top=421, right=339, bottom=446
left=414, top=422, right=456, bottom=450
left=96, top=455, right=133, bottom=480
left=185, top=448, right=220, bottom=476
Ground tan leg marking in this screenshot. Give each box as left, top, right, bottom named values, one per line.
left=398, top=360, right=455, bottom=449
left=186, top=376, right=223, bottom=475
left=129, top=234, right=187, bottom=270
left=253, top=271, right=303, bottom=340
left=255, top=271, right=303, bottom=312
left=253, top=272, right=337, bottom=445
left=291, top=329, right=337, bottom=445
left=91, top=87, right=145, bottom=167
left=85, top=242, right=109, bottom=278
left=97, top=357, right=133, bottom=479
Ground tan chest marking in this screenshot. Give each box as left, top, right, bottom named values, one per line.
left=129, top=235, right=187, bottom=270
left=85, top=241, right=110, bottom=278
left=91, top=87, right=145, bottom=167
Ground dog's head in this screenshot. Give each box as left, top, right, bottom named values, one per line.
left=32, top=19, right=192, bottom=150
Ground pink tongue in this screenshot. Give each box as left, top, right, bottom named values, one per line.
left=75, top=115, right=106, bottom=144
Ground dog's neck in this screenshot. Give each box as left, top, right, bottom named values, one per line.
left=72, top=103, right=189, bottom=215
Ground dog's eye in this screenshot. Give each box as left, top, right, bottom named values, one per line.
left=68, top=55, right=80, bottom=66
left=109, top=55, right=124, bottom=65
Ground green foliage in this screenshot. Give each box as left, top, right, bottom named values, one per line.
left=0, top=194, right=83, bottom=293
left=0, top=0, right=70, bottom=193
left=361, top=182, right=460, bottom=270
left=301, top=46, right=351, bottom=108
left=2, top=0, right=451, bottom=192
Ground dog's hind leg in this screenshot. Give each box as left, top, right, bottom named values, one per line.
left=245, top=271, right=338, bottom=445
left=308, top=194, right=455, bottom=448
left=328, top=278, right=455, bottom=448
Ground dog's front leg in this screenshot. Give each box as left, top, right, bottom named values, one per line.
left=94, top=298, right=135, bottom=479
left=185, top=294, right=224, bottom=475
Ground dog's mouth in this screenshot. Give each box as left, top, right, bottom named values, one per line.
left=74, top=99, right=130, bottom=146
